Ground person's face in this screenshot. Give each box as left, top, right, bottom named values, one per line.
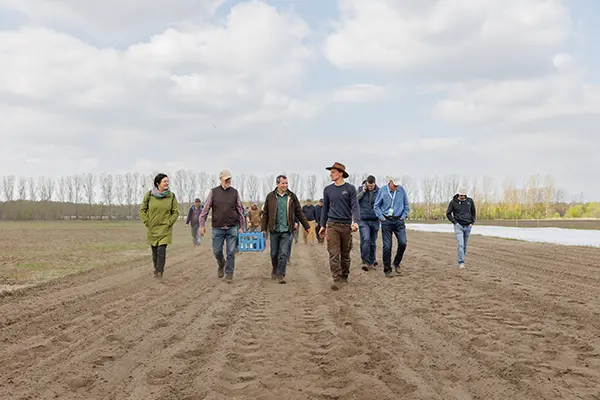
left=330, top=168, right=342, bottom=181
left=222, top=177, right=231, bottom=189
left=366, top=182, right=376, bottom=191
left=195, top=201, right=200, bottom=207
left=458, top=194, right=467, bottom=201
left=277, top=178, right=288, bottom=192
left=389, top=182, right=398, bottom=191
left=306, top=200, right=311, bottom=206
left=159, top=177, right=169, bottom=191
left=252, top=204, right=257, bottom=209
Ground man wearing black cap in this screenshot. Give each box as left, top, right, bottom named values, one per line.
left=319, top=162, right=361, bottom=290
left=186, top=198, right=203, bottom=246
left=357, top=175, right=380, bottom=270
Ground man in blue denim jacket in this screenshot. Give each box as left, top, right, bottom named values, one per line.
left=374, top=177, right=410, bottom=278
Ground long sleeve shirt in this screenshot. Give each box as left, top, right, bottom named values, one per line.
left=320, top=182, right=361, bottom=226
left=198, top=188, right=245, bottom=229
left=374, top=185, right=410, bottom=220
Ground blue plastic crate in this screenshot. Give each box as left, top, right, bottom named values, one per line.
left=238, top=232, right=266, bottom=252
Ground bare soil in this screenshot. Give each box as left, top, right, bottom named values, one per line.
left=1, top=224, right=599, bottom=399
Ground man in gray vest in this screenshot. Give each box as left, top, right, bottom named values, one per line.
left=199, top=170, right=245, bottom=283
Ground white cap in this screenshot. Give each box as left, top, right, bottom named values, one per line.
left=457, top=187, right=468, bottom=195
left=389, top=176, right=402, bottom=185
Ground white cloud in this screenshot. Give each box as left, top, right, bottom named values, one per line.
left=332, top=84, right=389, bottom=103
left=324, top=0, right=571, bottom=79
left=0, top=0, right=223, bottom=41
left=0, top=1, right=319, bottom=174
left=432, top=67, right=600, bottom=127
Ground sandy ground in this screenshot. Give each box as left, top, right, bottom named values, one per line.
left=1, top=230, right=599, bottom=399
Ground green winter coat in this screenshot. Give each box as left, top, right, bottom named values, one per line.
left=139, top=191, right=180, bottom=246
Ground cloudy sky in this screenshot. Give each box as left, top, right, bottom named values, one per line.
left=1, top=0, right=599, bottom=200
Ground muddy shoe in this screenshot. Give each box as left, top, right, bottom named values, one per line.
left=361, top=265, right=369, bottom=271
left=271, top=268, right=277, bottom=280
left=225, top=275, right=233, bottom=284
left=385, top=271, right=394, bottom=278
left=330, top=282, right=341, bottom=291
left=158, top=272, right=163, bottom=279
left=394, top=266, right=402, bottom=275
left=368, top=264, right=377, bottom=270
left=458, top=263, right=465, bottom=269
left=153, top=271, right=158, bottom=279
left=217, top=265, right=225, bottom=278
left=341, top=276, right=348, bottom=284
left=278, top=275, right=287, bottom=284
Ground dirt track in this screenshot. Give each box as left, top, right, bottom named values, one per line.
left=1, top=231, right=599, bottom=399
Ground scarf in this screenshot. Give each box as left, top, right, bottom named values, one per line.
left=151, top=187, right=171, bottom=198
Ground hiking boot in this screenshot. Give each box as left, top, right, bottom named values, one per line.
left=394, top=265, right=402, bottom=275
left=458, top=263, right=465, bottom=269
left=278, top=275, right=287, bottom=284
left=217, top=265, right=225, bottom=278
left=225, top=275, right=233, bottom=284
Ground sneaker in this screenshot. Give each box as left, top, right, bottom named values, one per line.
left=361, top=265, right=369, bottom=272
left=278, top=275, right=287, bottom=284
left=218, top=265, right=225, bottom=278
left=394, top=265, right=402, bottom=275
left=225, top=275, right=233, bottom=283
left=385, top=271, right=394, bottom=278
left=458, top=263, right=465, bottom=269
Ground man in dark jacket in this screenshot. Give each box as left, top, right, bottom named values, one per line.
left=261, top=175, right=310, bottom=284
left=357, top=175, right=380, bottom=271
left=301, top=200, right=318, bottom=244
left=185, top=198, right=203, bottom=246
left=446, top=187, right=476, bottom=269
left=314, top=199, right=324, bottom=244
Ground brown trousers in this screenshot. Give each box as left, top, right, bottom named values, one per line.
left=303, top=221, right=316, bottom=244
left=326, top=222, right=352, bottom=281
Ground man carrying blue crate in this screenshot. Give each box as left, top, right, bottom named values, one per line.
left=261, top=175, right=311, bottom=284
left=198, top=170, right=245, bottom=283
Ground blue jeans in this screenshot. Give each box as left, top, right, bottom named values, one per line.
left=287, top=232, right=294, bottom=261
left=359, top=220, right=379, bottom=265
left=454, top=224, right=472, bottom=264
left=381, top=219, right=407, bottom=273
left=270, top=232, right=292, bottom=276
left=212, top=227, right=238, bottom=276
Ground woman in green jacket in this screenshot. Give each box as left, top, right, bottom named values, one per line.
left=140, top=173, right=180, bottom=279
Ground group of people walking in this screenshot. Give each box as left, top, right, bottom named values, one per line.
left=139, top=162, right=477, bottom=289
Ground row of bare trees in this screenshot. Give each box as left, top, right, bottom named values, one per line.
left=0, top=171, right=576, bottom=221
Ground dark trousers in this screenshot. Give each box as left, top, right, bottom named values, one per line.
left=151, top=244, right=167, bottom=273
left=326, top=222, right=352, bottom=281
left=270, top=231, right=292, bottom=276
left=359, top=220, right=379, bottom=265
left=381, top=219, right=407, bottom=273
